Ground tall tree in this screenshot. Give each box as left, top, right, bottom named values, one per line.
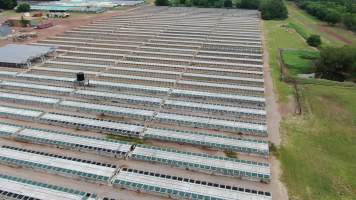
left=324, top=9, right=341, bottom=25
left=238, top=0, right=260, bottom=9
left=16, top=3, right=31, bottom=13
left=315, top=46, right=356, bottom=81
left=307, top=34, right=322, bottom=47
left=343, top=13, right=356, bottom=31
left=155, top=0, right=169, bottom=6
left=0, top=0, right=17, bottom=10
left=224, top=0, right=233, bottom=7
left=260, top=0, right=288, bottom=20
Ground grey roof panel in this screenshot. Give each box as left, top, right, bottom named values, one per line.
left=0, top=44, right=56, bottom=64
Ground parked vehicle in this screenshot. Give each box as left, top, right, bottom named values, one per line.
left=35, top=21, right=53, bottom=29
left=47, top=12, right=70, bottom=18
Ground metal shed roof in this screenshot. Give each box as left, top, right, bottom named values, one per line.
left=0, top=44, right=56, bottom=65
left=0, top=174, right=95, bottom=200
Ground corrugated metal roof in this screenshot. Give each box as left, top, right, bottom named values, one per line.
left=0, top=44, right=56, bottom=65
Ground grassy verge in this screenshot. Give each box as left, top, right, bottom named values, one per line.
left=0, top=10, right=19, bottom=17
left=282, top=49, right=319, bottom=77
left=288, top=22, right=309, bottom=40
left=286, top=2, right=356, bottom=46
left=265, top=2, right=356, bottom=200
left=278, top=85, right=356, bottom=200
left=106, top=134, right=145, bottom=144
left=223, top=150, right=238, bottom=158
left=296, top=78, right=356, bottom=87
left=145, top=0, right=155, bottom=5
left=263, top=19, right=312, bottom=102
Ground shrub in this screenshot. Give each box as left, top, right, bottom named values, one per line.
left=224, top=150, right=238, bottom=158
left=295, top=1, right=355, bottom=32
left=16, top=3, right=31, bottom=13
left=0, top=0, right=17, bottom=10
left=192, top=0, right=207, bottom=6
left=185, top=0, right=193, bottom=6
left=224, top=0, right=233, bottom=7
left=260, top=0, right=288, bottom=20
left=170, top=0, right=180, bottom=6
left=315, top=46, right=356, bottom=82
left=238, top=0, right=260, bottom=9
left=324, top=9, right=341, bottom=25
left=288, top=22, right=309, bottom=39
left=269, top=142, right=279, bottom=157
left=343, top=13, right=356, bottom=32
left=155, top=0, right=169, bottom=6
left=307, top=34, right=322, bottom=47
left=305, top=3, right=328, bottom=21
left=213, top=0, right=225, bottom=8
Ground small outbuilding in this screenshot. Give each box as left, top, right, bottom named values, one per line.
left=0, top=44, right=57, bottom=67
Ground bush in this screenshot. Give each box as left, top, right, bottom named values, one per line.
left=170, top=0, right=180, bottom=6
left=324, top=9, right=341, bottom=25
left=307, top=34, right=322, bottom=47
left=269, top=142, right=279, bottom=157
left=155, top=0, right=169, bottom=6
left=224, top=0, right=233, bottom=7
left=315, top=46, right=356, bottom=82
left=288, top=22, right=309, bottom=39
left=260, top=0, right=288, bottom=20
left=213, top=0, right=225, bottom=8
left=0, top=0, right=17, bottom=10
left=295, top=1, right=356, bottom=32
left=16, top=3, right=31, bottom=13
left=224, top=150, right=238, bottom=158
left=238, top=0, right=260, bottom=9
left=185, top=0, right=193, bottom=6
left=343, top=13, right=356, bottom=32
left=304, top=2, right=328, bottom=21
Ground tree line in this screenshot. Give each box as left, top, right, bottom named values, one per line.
left=290, top=0, right=356, bottom=31
left=315, top=46, right=356, bottom=82
left=0, top=0, right=30, bottom=13
left=156, top=0, right=288, bottom=20
left=0, top=0, right=17, bottom=10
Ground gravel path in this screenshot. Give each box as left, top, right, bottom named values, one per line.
left=262, top=21, right=289, bottom=200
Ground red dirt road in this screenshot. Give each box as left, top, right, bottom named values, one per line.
left=319, top=25, right=353, bottom=45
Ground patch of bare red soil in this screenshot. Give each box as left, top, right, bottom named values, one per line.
left=319, top=25, right=353, bottom=45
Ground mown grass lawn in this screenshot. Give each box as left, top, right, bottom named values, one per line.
left=263, top=19, right=312, bottom=102
left=286, top=2, right=356, bottom=46
left=278, top=85, right=356, bottom=200
left=282, top=49, right=319, bottom=76
left=265, top=2, right=356, bottom=200
left=106, top=134, right=145, bottom=144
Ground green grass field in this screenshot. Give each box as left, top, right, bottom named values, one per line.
left=0, top=10, right=18, bottom=17
left=282, top=49, right=319, bottom=76
left=278, top=85, right=356, bottom=200
left=265, top=2, right=356, bottom=200
left=287, top=22, right=309, bottom=40
left=264, top=19, right=312, bottom=102
left=287, top=2, right=356, bottom=46
left=106, top=134, right=145, bottom=144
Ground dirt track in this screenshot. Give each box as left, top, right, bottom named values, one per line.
left=262, top=21, right=289, bottom=200
left=319, top=25, right=353, bottom=45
